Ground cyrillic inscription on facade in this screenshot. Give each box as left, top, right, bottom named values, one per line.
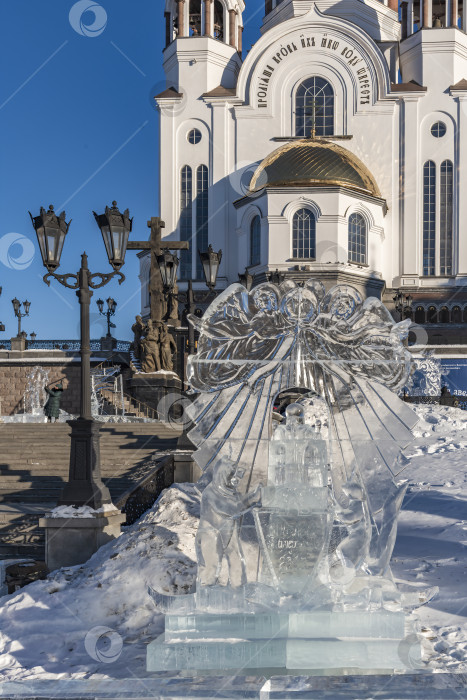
left=256, top=33, right=371, bottom=109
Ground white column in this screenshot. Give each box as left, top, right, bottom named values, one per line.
left=401, top=97, right=421, bottom=277
left=455, top=94, right=467, bottom=275
left=210, top=101, right=232, bottom=277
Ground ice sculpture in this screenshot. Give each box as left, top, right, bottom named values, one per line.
left=147, top=281, right=428, bottom=674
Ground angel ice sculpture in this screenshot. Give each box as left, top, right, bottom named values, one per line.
left=185, top=280, right=419, bottom=608
left=147, top=280, right=431, bottom=674
left=196, top=458, right=261, bottom=588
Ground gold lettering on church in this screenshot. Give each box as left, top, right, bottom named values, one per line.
left=256, top=33, right=371, bottom=109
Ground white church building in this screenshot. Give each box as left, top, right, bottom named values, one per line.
left=140, top=0, right=467, bottom=371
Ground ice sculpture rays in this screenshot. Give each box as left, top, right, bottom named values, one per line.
left=147, top=280, right=423, bottom=673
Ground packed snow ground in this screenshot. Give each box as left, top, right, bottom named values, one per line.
left=0, top=404, right=466, bottom=681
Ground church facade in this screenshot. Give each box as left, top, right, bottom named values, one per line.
left=140, top=0, right=467, bottom=388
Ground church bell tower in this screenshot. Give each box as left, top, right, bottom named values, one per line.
left=162, top=0, right=245, bottom=94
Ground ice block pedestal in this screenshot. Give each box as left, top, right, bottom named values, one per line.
left=147, top=610, right=416, bottom=674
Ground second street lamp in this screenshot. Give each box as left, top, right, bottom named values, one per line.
left=11, top=297, right=31, bottom=337
left=29, top=202, right=132, bottom=508
left=96, top=297, right=117, bottom=338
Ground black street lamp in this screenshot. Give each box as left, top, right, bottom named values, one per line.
left=96, top=297, right=117, bottom=338
left=30, top=332, right=37, bottom=343
left=393, top=291, right=413, bottom=320
left=238, top=269, right=254, bottom=291
left=156, top=249, right=180, bottom=293
left=29, top=202, right=132, bottom=508
left=199, top=244, right=222, bottom=290
left=11, top=297, right=31, bottom=337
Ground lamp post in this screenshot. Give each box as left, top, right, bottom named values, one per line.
left=96, top=297, right=117, bottom=338
left=393, top=291, right=413, bottom=320
left=29, top=202, right=132, bottom=508
left=11, top=297, right=30, bottom=337
left=156, top=245, right=222, bottom=356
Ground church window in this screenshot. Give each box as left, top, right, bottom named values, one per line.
left=452, top=306, right=462, bottom=323
left=250, top=215, right=261, bottom=266
left=189, top=0, right=202, bottom=35
left=295, top=77, right=334, bottom=138
left=214, top=0, right=224, bottom=40
left=414, top=306, right=425, bottom=324
left=427, top=306, right=438, bottom=323
left=440, top=160, right=453, bottom=276
left=431, top=121, right=447, bottom=138
left=292, top=209, right=316, bottom=259
left=180, top=165, right=193, bottom=279
left=423, top=161, right=436, bottom=276
left=348, top=213, right=367, bottom=264
left=188, top=128, right=202, bottom=145
left=439, top=306, right=450, bottom=323
left=196, top=165, right=209, bottom=278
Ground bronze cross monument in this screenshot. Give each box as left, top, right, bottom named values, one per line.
left=127, top=217, right=189, bottom=325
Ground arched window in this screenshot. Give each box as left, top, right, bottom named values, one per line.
left=440, top=160, right=453, bottom=276
left=180, top=165, right=193, bottom=279
left=348, top=213, right=367, bottom=264
left=214, top=0, right=224, bottom=40
left=414, top=306, right=425, bottom=324
left=195, top=165, right=209, bottom=279
left=423, top=161, right=436, bottom=276
left=452, top=306, right=462, bottom=323
left=250, top=215, right=261, bottom=266
left=295, top=77, right=334, bottom=138
left=292, top=209, right=316, bottom=259
left=439, top=306, right=450, bottom=323
left=189, top=0, right=202, bottom=35
left=427, top=306, right=438, bottom=323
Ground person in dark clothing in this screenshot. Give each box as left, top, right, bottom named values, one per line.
left=44, top=383, right=64, bottom=422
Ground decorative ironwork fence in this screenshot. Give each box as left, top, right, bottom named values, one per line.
left=403, top=394, right=467, bottom=410
left=0, top=339, right=131, bottom=352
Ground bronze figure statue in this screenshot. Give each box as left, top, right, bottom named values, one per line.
left=140, top=319, right=162, bottom=373
left=159, top=323, right=178, bottom=372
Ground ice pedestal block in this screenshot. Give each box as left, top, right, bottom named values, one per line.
left=147, top=611, right=413, bottom=673
left=164, top=611, right=405, bottom=641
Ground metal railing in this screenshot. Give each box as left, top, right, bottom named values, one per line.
left=403, top=394, right=467, bottom=410
left=0, top=339, right=131, bottom=352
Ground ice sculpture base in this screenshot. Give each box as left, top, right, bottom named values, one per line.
left=147, top=611, right=418, bottom=675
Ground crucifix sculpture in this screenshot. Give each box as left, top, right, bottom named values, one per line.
left=127, top=217, right=189, bottom=326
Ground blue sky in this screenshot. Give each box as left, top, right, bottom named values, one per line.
left=0, top=0, right=262, bottom=341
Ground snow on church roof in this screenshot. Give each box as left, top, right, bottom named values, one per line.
left=249, top=138, right=382, bottom=198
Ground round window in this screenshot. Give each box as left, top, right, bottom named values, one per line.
left=187, top=128, right=202, bottom=144
left=431, top=121, right=447, bottom=138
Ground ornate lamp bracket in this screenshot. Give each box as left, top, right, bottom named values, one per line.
left=88, top=270, right=125, bottom=290
left=43, top=271, right=80, bottom=289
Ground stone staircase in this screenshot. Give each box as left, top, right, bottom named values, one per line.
left=0, top=422, right=182, bottom=560
left=99, top=388, right=159, bottom=420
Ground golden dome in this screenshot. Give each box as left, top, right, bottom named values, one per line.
left=249, top=139, right=381, bottom=198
